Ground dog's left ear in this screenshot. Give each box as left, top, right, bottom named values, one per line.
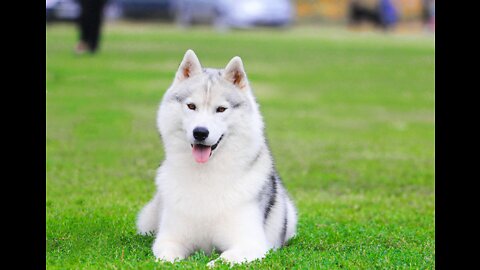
left=223, top=56, right=247, bottom=89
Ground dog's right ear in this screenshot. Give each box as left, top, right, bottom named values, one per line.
left=174, top=49, right=202, bottom=84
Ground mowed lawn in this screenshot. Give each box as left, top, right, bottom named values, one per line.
left=47, top=23, right=435, bottom=269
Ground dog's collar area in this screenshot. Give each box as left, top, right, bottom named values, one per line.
left=190, top=134, right=224, bottom=155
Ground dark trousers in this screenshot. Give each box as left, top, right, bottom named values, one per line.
left=78, top=0, right=108, bottom=52
left=348, top=3, right=382, bottom=27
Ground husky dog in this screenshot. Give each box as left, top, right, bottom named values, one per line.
left=136, top=50, right=297, bottom=265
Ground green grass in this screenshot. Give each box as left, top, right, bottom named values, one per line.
left=47, top=23, right=435, bottom=269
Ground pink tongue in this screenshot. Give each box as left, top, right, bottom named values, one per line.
left=192, top=145, right=212, bottom=163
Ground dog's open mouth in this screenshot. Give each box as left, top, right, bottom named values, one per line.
left=190, top=135, right=223, bottom=163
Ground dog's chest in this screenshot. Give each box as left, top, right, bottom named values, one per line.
left=165, top=179, right=240, bottom=215
left=159, top=168, right=261, bottom=216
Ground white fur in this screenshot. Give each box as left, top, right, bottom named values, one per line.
left=137, top=50, right=297, bottom=266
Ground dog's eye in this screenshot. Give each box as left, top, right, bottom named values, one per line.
left=216, top=106, right=227, bottom=113
left=187, top=103, right=196, bottom=110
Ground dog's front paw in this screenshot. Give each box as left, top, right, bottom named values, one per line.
left=152, top=240, right=187, bottom=263
left=208, top=247, right=266, bottom=266
left=154, top=251, right=184, bottom=263
left=136, top=200, right=159, bottom=235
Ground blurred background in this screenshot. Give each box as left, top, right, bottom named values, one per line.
left=46, top=0, right=435, bottom=32
left=46, top=0, right=435, bottom=268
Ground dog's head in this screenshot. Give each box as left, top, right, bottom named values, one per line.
left=157, top=50, right=264, bottom=164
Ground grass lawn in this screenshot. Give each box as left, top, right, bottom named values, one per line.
left=47, top=23, right=435, bottom=269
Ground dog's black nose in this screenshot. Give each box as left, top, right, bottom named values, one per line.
left=193, top=127, right=209, bottom=141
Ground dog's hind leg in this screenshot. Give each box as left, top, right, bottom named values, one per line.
left=284, top=197, right=297, bottom=243
left=136, top=192, right=162, bottom=235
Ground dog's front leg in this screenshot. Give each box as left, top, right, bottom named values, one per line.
left=152, top=212, right=191, bottom=263
left=208, top=205, right=269, bottom=266
left=152, top=238, right=188, bottom=263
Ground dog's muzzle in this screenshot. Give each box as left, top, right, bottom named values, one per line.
left=190, top=135, right=223, bottom=163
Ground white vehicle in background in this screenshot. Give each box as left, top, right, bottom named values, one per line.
left=46, top=0, right=81, bottom=22
left=46, top=0, right=123, bottom=22
left=173, top=0, right=295, bottom=29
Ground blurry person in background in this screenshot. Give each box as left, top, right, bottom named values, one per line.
left=75, top=0, right=108, bottom=54
left=348, top=0, right=382, bottom=28
left=422, top=0, right=435, bottom=31
left=348, top=0, right=398, bottom=31
left=378, top=0, right=398, bottom=30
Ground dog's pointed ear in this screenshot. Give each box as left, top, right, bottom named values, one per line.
left=223, top=56, right=247, bottom=89
left=174, top=49, right=202, bottom=83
